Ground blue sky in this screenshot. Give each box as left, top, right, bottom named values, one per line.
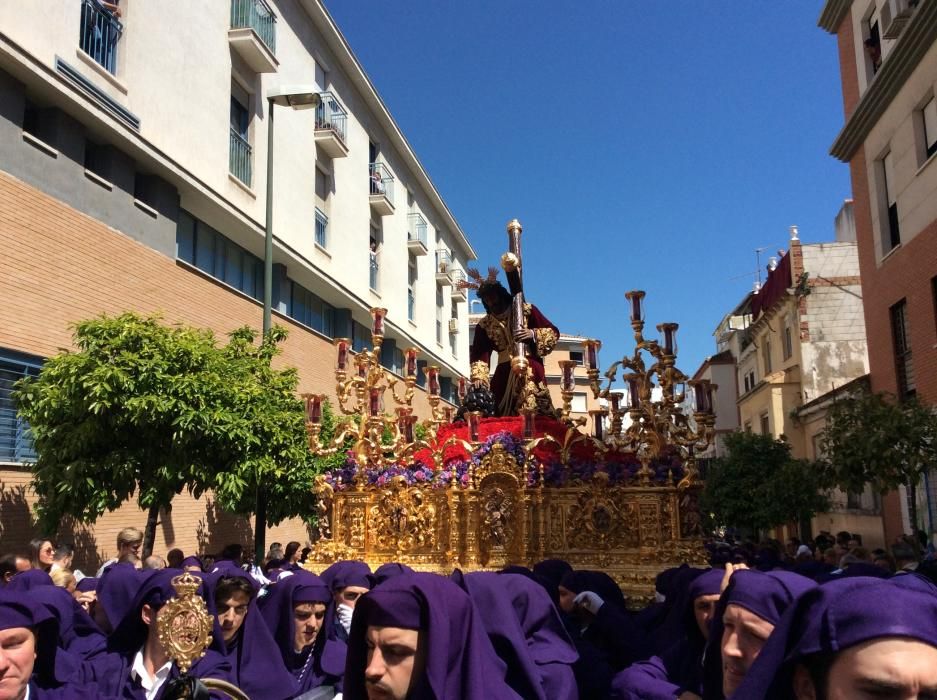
left=325, top=1, right=851, bottom=376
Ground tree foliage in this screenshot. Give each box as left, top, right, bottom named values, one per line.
left=13, top=313, right=327, bottom=555
left=818, top=389, right=937, bottom=532
left=702, top=431, right=829, bottom=534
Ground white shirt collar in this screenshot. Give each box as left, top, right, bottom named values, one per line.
left=131, top=648, right=174, bottom=700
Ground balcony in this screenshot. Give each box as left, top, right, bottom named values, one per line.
left=229, top=0, right=278, bottom=74
left=314, top=92, right=349, bottom=158
left=369, top=162, right=394, bottom=216
left=435, top=249, right=451, bottom=285
left=407, top=213, right=428, bottom=255
left=229, top=128, right=252, bottom=187
left=450, top=270, right=467, bottom=300
left=79, top=0, right=122, bottom=75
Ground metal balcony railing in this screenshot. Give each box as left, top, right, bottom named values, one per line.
left=369, top=253, right=380, bottom=291
left=369, top=162, right=394, bottom=205
left=408, top=213, right=428, bottom=247
left=231, top=0, right=276, bottom=54
left=315, top=209, right=328, bottom=248
left=79, top=0, right=122, bottom=74
left=449, top=269, right=466, bottom=287
left=229, top=128, right=252, bottom=186
left=315, top=92, right=347, bottom=144
left=436, top=249, right=451, bottom=274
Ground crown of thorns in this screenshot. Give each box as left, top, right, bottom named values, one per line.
left=457, top=267, right=502, bottom=292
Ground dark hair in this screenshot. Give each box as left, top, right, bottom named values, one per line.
left=220, top=543, right=244, bottom=561
left=477, top=281, right=512, bottom=314
left=0, top=554, right=20, bottom=580
left=29, top=538, right=53, bottom=567
left=53, top=543, right=74, bottom=560
left=284, top=541, right=301, bottom=561
left=215, top=575, right=255, bottom=603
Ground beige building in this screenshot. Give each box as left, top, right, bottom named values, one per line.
left=732, top=210, right=881, bottom=545
left=0, top=0, right=473, bottom=565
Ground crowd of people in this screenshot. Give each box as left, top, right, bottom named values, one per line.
left=0, top=525, right=936, bottom=698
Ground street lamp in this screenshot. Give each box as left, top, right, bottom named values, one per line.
left=258, top=85, right=320, bottom=567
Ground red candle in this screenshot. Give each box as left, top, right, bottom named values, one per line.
left=610, top=392, right=622, bottom=412
left=306, top=395, right=322, bottom=424
left=444, top=406, right=454, bottom=423
left=468, top=412, right=480, bottom=441
left=370, top=307, right=387, bottom=336
left=405, top=348, right=418, bottom=378
left=405, top=415, right=416, bottom=443
left=560, top=361, right=575, bottom=392
left=357, top=356, right=368, bottom=379
left=661, top=323, right=678, bottom=355
left=457, top=377, right=468, bottom=400
left=396, top=408, right=408, bottom=435
left=335, top=339, right=350, bottom=372
left=586, top=342, right=598, bottom=370
left=427, top=366, right=440, bottom=396
left=626, top=291, right=645, bottom=322
left=591, top=410, right=604, bottom=440
left=368, top=387, right=381, bottom=416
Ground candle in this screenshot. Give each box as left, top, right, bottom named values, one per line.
left=583, top=340, right=601, bottom=371
left=610, top=392, right=622, bottom=412
left=427, top=366, right=440, bottom=396
left=405, top=348, right=419, bottom=378
left=368, top=387, right=381, bottom=416
left=457, top=377, right=468, bottom=400
left=674, top=382, right=686, bottom=402
left=660, top=323, right=678, bottom=355
left=357, top=355, right=368, bottom=379
left=443, top=406, right=454, bottom=423
left=559, top=360, right=576, bottom=392
left=370, top=307, right=387, bottom=337
left=335, top=338, right=350, bottom=372
left=522, top=410, right=535, bottom=439
left=628, top=377, right=640, bottom=408
left=306, top=394, right=322, bottom=424
left=405, top=415, right=416, bottom=443
left=468, top=411, right=481, bottom=442
left=591, top=410, right=604, bottom=440
left=626, top=291, right=645, bottom=322
left=396, top=408, right=408, bottom=436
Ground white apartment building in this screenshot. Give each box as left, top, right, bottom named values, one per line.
left=0, top=0, right=473, bottom=404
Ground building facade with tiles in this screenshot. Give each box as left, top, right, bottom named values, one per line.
left=820, top=0, right=937, bottom=540
left=0, top=0, right=474, bottom=568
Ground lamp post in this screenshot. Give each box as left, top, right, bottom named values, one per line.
left=257, top=86, right=320, bottom=568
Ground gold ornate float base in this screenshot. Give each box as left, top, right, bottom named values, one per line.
left=308, top=445, right=706, bottom=603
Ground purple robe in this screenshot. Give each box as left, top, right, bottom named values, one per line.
left=368, top=562, right=414, bottom=587
left=610, top=568, right=724, bottom=699
left=7, top=568, right=54, bottom=590
left=204, top=566, right=299, bottom=700
left=455, top=571, right=579, bottom=700
left=700, top=569, right=816, bottom=700
left=75, top=577, right=98, bottom=593
left=259, top=570, right=345, bottom=694
left=96, top=564, right=144, bottom=633
left=29, top=585, right=107, bottom=660
left=734, top=576, right=937, bottom=698
left=343, top=572, right=522, bottom=699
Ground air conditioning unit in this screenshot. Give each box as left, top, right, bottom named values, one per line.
left=448, top=319, right=459, bottom=333
left=882, top=0, right=913, bottom=39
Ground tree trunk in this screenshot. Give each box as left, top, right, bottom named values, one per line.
left=143, top=502, right=160, bottom=559
left=907, top=478, right=919, bottom=537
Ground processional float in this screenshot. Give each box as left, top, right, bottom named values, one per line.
left=304, top=220, right=716, bottom=602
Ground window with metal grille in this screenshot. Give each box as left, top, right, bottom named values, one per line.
left=79, top=0, right=122, bottom=75
left=315, top=209, right=328, bottom=249
left=890, top=299, right=916, bottom=399
left=0, top=350, right=42, bottom=463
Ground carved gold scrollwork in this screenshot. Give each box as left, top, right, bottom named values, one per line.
left=368, top=477, right=438, bottom=553
left=156, top=572, right=214, bottom=676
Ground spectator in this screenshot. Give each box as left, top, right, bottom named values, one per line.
left=50, top=543, right=73, bottom=572
left=0, top=553, right=31, bottom=584
left=893, top=541, right=920, bottom=572
left=166, top=548, right=184, bottom=569
left=142, top=555, right=165, bottom=570
left=96, top=527, right=143, bottom=576
left=29, top=538, right=55, bottom=573
left=49, top=567, right=76, bottom=593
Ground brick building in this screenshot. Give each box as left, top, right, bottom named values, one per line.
left=819, top=0, right=937, bottom=540
left=0, top=0, right=473, bottom=569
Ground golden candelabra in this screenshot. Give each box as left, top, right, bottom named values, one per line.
left=303, top=307, right=470, bottom=470
left=564, top=290, right=717, bottom=487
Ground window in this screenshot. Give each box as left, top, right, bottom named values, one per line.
left=393, top=348, right=404, bottom=375
left=880, top=151, right=900, bottom=252
left=176, top=211, right=263, bottom=300
left=84, top=141, right=107, bottom=180
left=79, top=0, right=122, bottom=75
left=923, top=97, right=937, bottom=160
left=743, top=372, right=752, bottom=393
left=315, top=209, right=328, bottom=249
left=760, top=413, right=770, bottom=435
left=932, top=277, right=937, bottom=338
left=744, top=421, right=752, bottom=433
left=436, top=287, right=444, bottom=345
left=289, top=283, right=334, bottom=337
left=762, top=338, right=772, bottom=375
left=408, top=255, right=417, bottom=322
left=569, top=350, right=584, bottom=366
left=352, top=320, right=371, bottom=353
left=864, top=11, right=882, bottom=78
left=22, top=100, right=39, bottom=139
left=571, top=393, right=587, bottom=413
left=891, top=299, right=916, bottom=399
left=0, top=350, right=42, bottom=463
left=369, top=227, right=380, bottom=292
left=229, top=86, right=252, bottom=186
left=450, top=299, right=458, bottom=358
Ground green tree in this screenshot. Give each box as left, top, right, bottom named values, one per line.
left=819, top=390, right=937, bottom=533
left=13, top=313, right=323, bottom=556
left=702, top=431, right=829, bottom=535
